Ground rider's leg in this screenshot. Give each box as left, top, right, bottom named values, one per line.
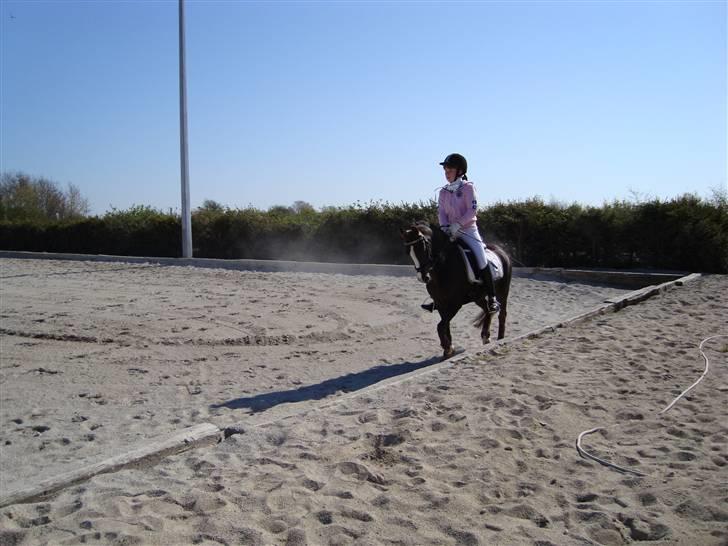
left=460, top=226, right=500, bottom=313
left=480, top=263, right=500, bottom=313
left=459, top=226, right=488, bottom=271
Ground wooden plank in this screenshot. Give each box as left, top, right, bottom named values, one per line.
left=0, top=423, right=221, bottom=508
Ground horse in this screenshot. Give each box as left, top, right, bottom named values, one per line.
left=400, top=221, right=512, bottom=360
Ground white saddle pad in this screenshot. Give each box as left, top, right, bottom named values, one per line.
left=484, top=248, right=504, bottom=281
left=457, top=245, right=504, bottom=285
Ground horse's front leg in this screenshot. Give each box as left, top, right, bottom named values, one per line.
left=436, top=317, right=453, bottom=360
left=437, top=306, right=458, bottom=361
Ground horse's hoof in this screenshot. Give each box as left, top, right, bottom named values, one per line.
left=441, top=348, right=455, bottom=361
left=482, top=337, right=491, bottom=345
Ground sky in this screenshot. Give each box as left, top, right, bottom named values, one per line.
left=1, top=0, right=725, bottom=215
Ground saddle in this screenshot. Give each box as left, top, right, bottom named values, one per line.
left=454, top=240, right=503, bottom=285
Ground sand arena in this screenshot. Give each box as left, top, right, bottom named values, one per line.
left=0, top=258, right=725, bottom=545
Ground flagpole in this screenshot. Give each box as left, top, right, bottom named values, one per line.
left=179, top=0, right=192, bottom=258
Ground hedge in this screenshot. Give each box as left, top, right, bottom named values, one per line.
left=1, top=196, right=726, bottom=272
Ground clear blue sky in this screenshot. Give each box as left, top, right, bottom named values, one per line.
left=1, top=1, right=725, bottom=215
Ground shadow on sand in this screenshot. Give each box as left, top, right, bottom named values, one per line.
left=210, top=355, right=442, bottom=413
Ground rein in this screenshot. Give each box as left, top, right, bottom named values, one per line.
left=404, top=233, right=434, bottom=275
left=403, top=236, right=425, bottom=247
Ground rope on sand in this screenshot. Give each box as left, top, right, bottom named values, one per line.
left=575, top=334, right=727, bottom=476
left=657, top=335, right=725, bottom=414
left=576, top=426, right=646, bottom=476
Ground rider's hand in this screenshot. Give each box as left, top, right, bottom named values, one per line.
left=448, top=223, right=461, bottom=239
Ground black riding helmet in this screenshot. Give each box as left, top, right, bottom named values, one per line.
left=439, top=153, right=467, bottom=176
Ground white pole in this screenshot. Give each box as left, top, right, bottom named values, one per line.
left=179, top=0, right=192, bottom=258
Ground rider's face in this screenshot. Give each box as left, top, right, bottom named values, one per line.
left=444, top=166, right=458, bottom=183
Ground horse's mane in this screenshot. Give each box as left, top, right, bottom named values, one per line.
left=414, top=220, right=432, bottom=238
left=414, top=220, right=451, bottom=254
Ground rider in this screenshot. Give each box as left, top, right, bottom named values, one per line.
left=425, top=153, right=500, bottom=313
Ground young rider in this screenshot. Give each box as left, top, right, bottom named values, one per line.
left=434, top=153, right=500, bottom=313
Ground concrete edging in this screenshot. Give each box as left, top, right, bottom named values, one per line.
left=0, top=250, right=687, bottom=288
left=0, top=423, right=222, bottom=509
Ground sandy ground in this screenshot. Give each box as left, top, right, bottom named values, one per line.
left=0, top=258, right=629, bottom=492
left=1, top=260, right=725, bottom=545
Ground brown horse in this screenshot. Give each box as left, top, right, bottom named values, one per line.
left=401, top=221, right=512, bottom=360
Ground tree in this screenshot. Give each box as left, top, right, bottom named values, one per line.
left=66, top=183, right=91, bottom=218
left=292, top=200, right=316, bottom=214
left=268, top=204, right=293, bottom=215
left=198, top=199, right=225, bottom=213
left=0, top=172, right=89, bottom=222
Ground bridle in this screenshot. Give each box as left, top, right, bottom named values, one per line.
left=404, top=232, right=434, bottom=280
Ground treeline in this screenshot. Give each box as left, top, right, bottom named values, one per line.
left=1, top=173, right=726, bottom=272
left=1, top=172, right=89, bottom=222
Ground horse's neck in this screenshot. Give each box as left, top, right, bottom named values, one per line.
left=431, top=233, right=453, bottom=259
left=430, top=232, right=446, bottom=253
left=430, top=237, right=453, bottom=276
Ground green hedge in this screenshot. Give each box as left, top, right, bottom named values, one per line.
left=1, top=196, right=726, bottom=272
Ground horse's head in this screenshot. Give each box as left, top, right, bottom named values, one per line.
left=400, top=223, right=433, bottom=283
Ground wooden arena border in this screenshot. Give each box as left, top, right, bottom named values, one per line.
left=0, top=260, right=700, bottom=508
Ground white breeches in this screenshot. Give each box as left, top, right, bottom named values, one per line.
left=456, top=226, right=488, bottom=270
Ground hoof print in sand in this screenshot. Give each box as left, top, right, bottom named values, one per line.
left=336, top=461, right=385, bottom=485
left=618, top=514, right=670, bottom=541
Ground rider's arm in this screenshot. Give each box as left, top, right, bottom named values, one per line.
left=453, top=183, right=477, bottom=227
left=437, top=189, right=449, bottom=227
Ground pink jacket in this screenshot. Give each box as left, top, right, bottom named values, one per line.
left=438, top=180, right=478, bottom=229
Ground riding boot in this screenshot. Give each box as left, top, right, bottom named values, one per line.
left=478, top=263, right=501, bottom=314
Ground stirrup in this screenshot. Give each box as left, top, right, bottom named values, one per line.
left=487, top=299, right=500, bottom=314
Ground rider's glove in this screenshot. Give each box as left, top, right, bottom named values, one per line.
left=448, top=223, right=461, bottom=241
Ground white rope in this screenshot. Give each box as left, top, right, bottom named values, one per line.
left=576, top=426, right=645, bottom=476
left=658, top=335, right=724, bottom=414
left=575, top=334, right=727, bottom=476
